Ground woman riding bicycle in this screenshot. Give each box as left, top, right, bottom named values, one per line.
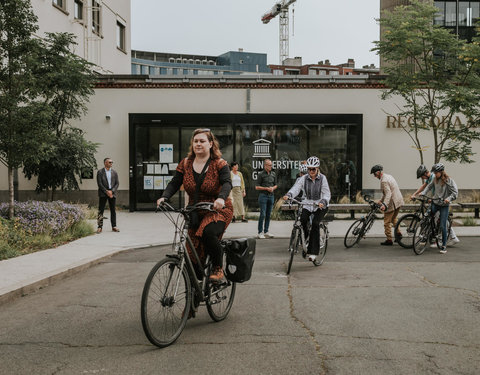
left=420, top=163, right=458, bottom=254
left=157, top=128, right=233, bottom=281
left=282, top=156, right=331, bottom=262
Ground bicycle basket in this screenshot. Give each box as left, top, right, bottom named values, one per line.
left=225, top=238, right=256, bottom=283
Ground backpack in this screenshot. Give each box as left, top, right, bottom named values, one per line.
left=224, top=238, right=256, bottom=283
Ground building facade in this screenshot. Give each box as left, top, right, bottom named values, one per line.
left=32, top=0, right=131, bottom=74
left=131, top=49, right=270, bottom=76
left=2, top=75, right=478, bottom=210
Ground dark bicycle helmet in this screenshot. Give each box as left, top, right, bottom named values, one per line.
left=431, top=163, right=445, bottom=173
left=416, top=164, right=428, bottom=179
left=370, top=164, right=383, bottom=174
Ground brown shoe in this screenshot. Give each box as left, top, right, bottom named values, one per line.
left=96, top=228, right=102, bottom=234
left=112, top=227, right=120, bottom=232
left=209, top=267, right=225, bottom=283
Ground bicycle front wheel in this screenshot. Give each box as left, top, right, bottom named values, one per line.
left=287, top=229, right=299, bottom=275
left=141, top=257, right=191, bottom=348
left=314, top=225, right=328, bottom=266
left=413, top=219, right=430, bottom=255
left=395, top=214, right=420, bottom=249
left=344, top=219, right=363, bottom=248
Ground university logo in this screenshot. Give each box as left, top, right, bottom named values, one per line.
left=252, top=139, right=271, bottom=158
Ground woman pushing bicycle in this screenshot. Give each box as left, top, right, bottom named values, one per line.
left=157, top=128, right=233, bottom=282
left=420, top=163, right=458, bottom=254
left=283, top=156, right=331, bottom=262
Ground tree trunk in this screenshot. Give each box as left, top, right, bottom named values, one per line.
left=51, top=187, right=55, bottom=202
left=8, top=166, right=14, bottom=219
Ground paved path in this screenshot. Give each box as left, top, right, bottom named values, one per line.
left=0, top=238, right=479, bottom=374
left=1, top=211, right=479, bottom=305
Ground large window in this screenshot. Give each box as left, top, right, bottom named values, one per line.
left=92, top=0, right=101, bottom=35
left=52, top=0, right=66, bottom=12
left=74, top=0, right=83, bottom=20
left=116, top=21, right=126, bottom=51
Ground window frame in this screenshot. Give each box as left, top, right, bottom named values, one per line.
left=74, top=0, right=84, bottom=21
left=92, top=0, right=102, bottom=36
left=116, top=21, right=126, bottom=52
left=52, top=0, right=68, bottom=15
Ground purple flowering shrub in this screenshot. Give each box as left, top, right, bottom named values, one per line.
left=0, top=201, right=85, bottom=236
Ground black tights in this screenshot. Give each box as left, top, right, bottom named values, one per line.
left=202, top=221, right=226, bottom=268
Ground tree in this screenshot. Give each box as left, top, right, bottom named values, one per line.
left=373, top=0, right=480, bottom=165
left=23, top=33, right=98, bottom=200
left=0, top=0, right=52, bottom=218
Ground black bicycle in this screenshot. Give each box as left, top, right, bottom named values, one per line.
left=412, top=198, right=453, bottom=255
left=286, top=198, right=328, bottom=275
left=394, top=196, right=429, bottom=249
left=141, top=201, right=236, bottom=348
left=344, top=194, right=382, bottom=248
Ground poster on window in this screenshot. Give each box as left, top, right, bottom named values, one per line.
left=144, top=176, right=154, bottom=190
left=159, top=144, right=173, bottom=163
left=154, top=176, right=164, bottom=190
left=164, top=175, right=173, bottom=187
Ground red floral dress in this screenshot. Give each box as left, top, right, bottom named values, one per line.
left=177, top=158, right=233, bottom=262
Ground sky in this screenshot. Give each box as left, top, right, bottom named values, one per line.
left=130, top=0, right=380, bottom=68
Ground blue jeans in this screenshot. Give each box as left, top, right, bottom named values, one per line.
left=258, top=193, right=274, bottom=234
left=431, top=203, right=449, bottom=246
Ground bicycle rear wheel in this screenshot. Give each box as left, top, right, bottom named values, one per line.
left=286, top=229, right=299, bottom=275
left=344, top=219, right=363, bottom=248
left=141, top=257, right=191, bottom=348
left=207, top=268, right=236, bottom=323
left=395, top=214, right=420, bottom=249
left=313, top=224, right=328, bottom=266
left=413, top=219, right=430, bottom=255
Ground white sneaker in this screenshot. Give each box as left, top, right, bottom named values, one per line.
left=308, top=254, right=316, bottom=262
left=448, top=237, right=460, bottom=245
left=264, top=232, right=274, bottom=238
left=430, top=243, right=438, bottom=248
left=439, top=246, right=447, bottom=254
left=258, top=232, right=265, bottom=239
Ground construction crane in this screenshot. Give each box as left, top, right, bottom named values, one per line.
left=261, top=0, right=297, bottom=64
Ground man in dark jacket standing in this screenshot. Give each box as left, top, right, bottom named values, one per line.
left=97, top=157, right=119, bottom=233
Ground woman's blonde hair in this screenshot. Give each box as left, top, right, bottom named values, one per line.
left=187, top=128, right=222, bottom=160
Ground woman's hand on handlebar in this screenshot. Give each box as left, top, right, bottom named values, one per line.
left=283, top=195, right=290, bottom=201
left=156, top=197, right=165, bottom=208
left=213, top=198, right=225, bottom=211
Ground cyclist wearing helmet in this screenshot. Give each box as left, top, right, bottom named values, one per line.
left=411, top=164, right=433, bottom=199
left=421, top=163, right=458, bottom=254
left=371, top=164, right=404, bottom=246
left=283, top=156, right=331, bottom=262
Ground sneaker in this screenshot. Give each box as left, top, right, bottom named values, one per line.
left=264, top=232, right=274, bottom=238
left=430, top=243, right=438, bottom=248
left=241, top=218, right=248, bottom=223
left=258, top=232, right=265, bottom=239
left=209, top=267, right=225, bottom=282
left=308, top=254, right=317, bottom=262
left=448, top=237, right=460, bottom=245
left=439, top=246, right=447, bottom=254
left=96, top=227, right=102, bottom=234
left=380, top=240, right=393, bottom=246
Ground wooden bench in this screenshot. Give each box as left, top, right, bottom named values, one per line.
left=459, top=203, right=480, bottom=218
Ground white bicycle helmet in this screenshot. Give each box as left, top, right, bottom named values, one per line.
left=299, top=164, right=308, bottom=173
left=305, top=156, right=320, bottom=168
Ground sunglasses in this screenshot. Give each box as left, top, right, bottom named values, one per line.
left=107, top=161, right=113, bottom=164
left=308, top=168, right=317, bottom=171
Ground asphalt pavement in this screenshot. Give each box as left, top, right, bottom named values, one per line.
left=0, top=237, right=479, bottom=374
left=0, top=210, right=479, bottom=306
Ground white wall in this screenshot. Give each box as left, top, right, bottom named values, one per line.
left=31, top=0, right=130, bottom=74
left=2, top=85, right=479, bottom=197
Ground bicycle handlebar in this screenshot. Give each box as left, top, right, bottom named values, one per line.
left=156, top=201, right=216, bottom=214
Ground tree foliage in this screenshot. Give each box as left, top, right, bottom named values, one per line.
left=0, top=0, right=51, bottom=218
left=23, top=33, right=98, bottom=200
left=373, top=0, right=480, bottom=164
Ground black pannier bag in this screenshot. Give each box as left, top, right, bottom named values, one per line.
left=224, top=238, right=256, bottom=283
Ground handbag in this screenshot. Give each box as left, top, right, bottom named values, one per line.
left=189, top=158, right=211, bottom=230
left=225, top=238, right=256, bottom=283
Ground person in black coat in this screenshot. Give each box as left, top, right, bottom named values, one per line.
left=96, top=157, right=119, bottom=233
